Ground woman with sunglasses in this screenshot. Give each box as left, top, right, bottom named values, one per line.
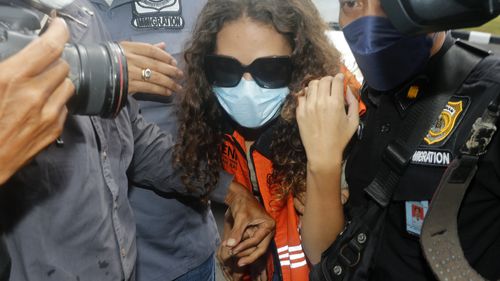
left=173, top=0, right=363, bottom=280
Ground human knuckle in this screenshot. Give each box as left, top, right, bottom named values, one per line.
left=39, top=37, right=65, bottom=57
left=151, top=60, right=161, bottom=72
left=119, top=41, right=130, bottom=48
left=65, top=78, right=76, bottom=93
left=255, top=248, right=266, bottom=256
left=59, top=59, right=71, bottom=73
left=218, top=252, right=225, bottom=260
left=268, top=219, right=276, bottom=227
left=43, top=108, right=60, bottom=123
left=44, top=125, right=62, bottom=143
left=166, top=68, right=178, bottom=80
left=146, top=45, right=157, bottom=58
left=308, top=79, right=319, bottom=87
left=127, top=55, right=140, bottom=66
left=161, top=75, right=174, bottom=87
left=26, top=88, right=46, bottom=105
left=52, top=122, right=64, bottom=137
left=334, top=75, right=344, bottom=84
left=320, top=76, right=333, bottom=82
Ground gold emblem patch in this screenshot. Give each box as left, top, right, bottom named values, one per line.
left=424, top=101, right=464, bottom=145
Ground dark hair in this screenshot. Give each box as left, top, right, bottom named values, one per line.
left=173, top=0, right=342, bottom=204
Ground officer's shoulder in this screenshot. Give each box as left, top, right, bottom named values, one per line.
left=456, top=40, right=500, bottom=84
left=474, top=55, right=500, bottom=83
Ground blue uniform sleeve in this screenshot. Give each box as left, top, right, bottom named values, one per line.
left=127, top=97, right=233, bottom=199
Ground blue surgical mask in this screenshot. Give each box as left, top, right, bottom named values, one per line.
left=343, top=16, right=433, bottom=91
left=213, top=78, right=289, bottom=129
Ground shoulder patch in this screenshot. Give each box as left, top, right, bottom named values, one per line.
left=424, top=97, right=469, bottom=146
left=411, top=149, right=453, bottom=167
left=132, top=0, right=185, bottom=30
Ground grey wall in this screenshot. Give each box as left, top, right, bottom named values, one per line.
left=313, top=0, right=340, bottom=23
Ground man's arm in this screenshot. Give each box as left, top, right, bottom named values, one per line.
left=126, top=97, right=234, bottom=196
left=0, top=18, right=74, bottom=185
left=126, top=97, right=191, bottom=193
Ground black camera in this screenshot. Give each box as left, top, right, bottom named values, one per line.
left=381, top=0, right=500, bottom=35
left=0, top=5, right=128, bottom=118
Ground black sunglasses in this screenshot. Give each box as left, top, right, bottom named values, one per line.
left=204, top=54, right=293, bottom=89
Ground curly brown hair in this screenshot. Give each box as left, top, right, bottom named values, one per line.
left=173, top=0, right=342, bottom=204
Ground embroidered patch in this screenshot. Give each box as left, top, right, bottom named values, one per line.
left=424, top=100, right=465, bottom=145
left=411, top=149, right=452, bottom=167
left=132, top=0, right=185, bottom=30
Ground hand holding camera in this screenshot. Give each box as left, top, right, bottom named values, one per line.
left=0, top=5, right=128, bottom=118
left=0, top=18, right=73, bottom=185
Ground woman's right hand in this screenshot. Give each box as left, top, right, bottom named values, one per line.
left=217, top=210, right=268, bottom=281
left=218, top=209, right=245, bottom=281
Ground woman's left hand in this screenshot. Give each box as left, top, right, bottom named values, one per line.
left=296, top=74, right=359, bottom=169
left=295, top=74, right=359, bottom=263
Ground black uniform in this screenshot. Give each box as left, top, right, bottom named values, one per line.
left=0, top=238, right=9, bottom=280
left=346, top=36, right=500, bottom=281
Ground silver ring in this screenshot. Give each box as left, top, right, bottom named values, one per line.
left=141, top=68, right=152, bottom=81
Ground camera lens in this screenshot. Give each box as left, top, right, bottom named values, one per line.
left=62, top=42, right=128, bottom=118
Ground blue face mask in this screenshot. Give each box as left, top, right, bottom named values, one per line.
left=343, top=16, right=433, bottom=91
left=213, top=79, right=289, bottom=129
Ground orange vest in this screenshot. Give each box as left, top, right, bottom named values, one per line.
left=221, top=128, right=310, bottom=281
left=341, top=64, right=366, bottom=115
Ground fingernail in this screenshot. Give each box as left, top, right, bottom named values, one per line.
left=238, top=261, right=246, bottom=267
left=226, top=238, right=236, bottom=247
left=172, top=59, right=178, bottom=66
left=177, top=70, right=184, bottom=76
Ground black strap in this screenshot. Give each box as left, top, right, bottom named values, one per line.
left=421, top=92, right=500, bottom=281
left=364, top=41, right=485, bottom=207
